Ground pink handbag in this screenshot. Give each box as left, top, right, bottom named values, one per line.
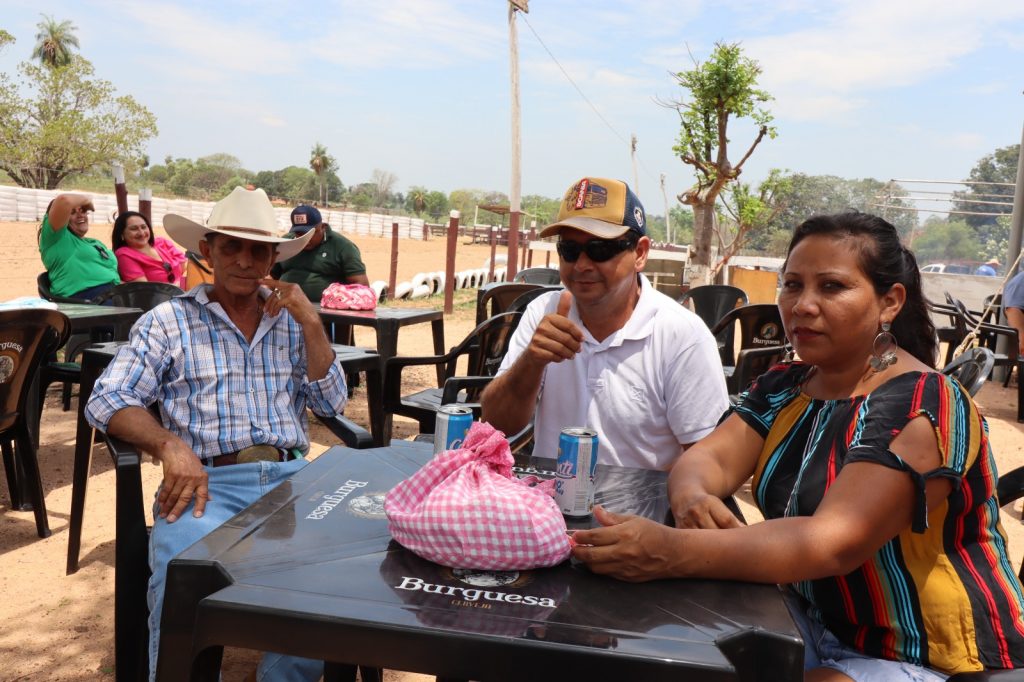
left=320, top=283, right=377, bottom=310
left=385, top=422, right=573, bottom=570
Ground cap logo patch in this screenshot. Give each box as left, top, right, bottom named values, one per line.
left=573, top=178, right=589, bottom=210
left=634, top=207, right=644, bottom=228
left=294, top=214, right=309, bottom=225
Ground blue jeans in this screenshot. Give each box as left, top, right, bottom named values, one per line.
left=784, top=589, right=948, bottom=681
left=147, top=458, right=324, bottom=682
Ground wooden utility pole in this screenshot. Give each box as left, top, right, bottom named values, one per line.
left=660, top=173, right=671, bottom=244
left=507, top=0, right=529, bottom=281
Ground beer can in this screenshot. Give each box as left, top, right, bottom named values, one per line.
left=554, top=427, right=599, bottom=517
left=434, top=405, right=474, bottom=454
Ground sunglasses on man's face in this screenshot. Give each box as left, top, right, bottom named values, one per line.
left=556, top=238, right=636, bottom=263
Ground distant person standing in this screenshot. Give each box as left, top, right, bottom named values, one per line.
left=270, top=205, right=369, bottom=303
left=975, top=258, right=1000, bottom=277
left=1003, top=269, right=1024, bottom=358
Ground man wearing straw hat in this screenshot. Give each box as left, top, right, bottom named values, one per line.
left=86, top=187, right=347, bottom=681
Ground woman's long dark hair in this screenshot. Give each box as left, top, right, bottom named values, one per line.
left=111, top=211, right=154, bottom=251
left=785, top=211, right=937, bottom=367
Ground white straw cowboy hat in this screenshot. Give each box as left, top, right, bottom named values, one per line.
left=164, top=186, right=314, bottom=262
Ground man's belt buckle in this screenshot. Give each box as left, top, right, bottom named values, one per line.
left=236, top=444, right=281, bottom=464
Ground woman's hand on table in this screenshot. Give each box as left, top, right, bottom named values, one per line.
left=571, top=506, right=684, bottom=582
left=672, top=491, right=743, bottom=530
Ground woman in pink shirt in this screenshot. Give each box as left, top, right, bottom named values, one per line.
left=112, top=211, right=187, bottom=287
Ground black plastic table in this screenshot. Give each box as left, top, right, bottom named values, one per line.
left=317, top=306, right=446, bottom=442
left=158, top=441, right=803, bottom=681
left=55, top=301, right=145, bottom=338
left=65, top=341, right=383, bottom=575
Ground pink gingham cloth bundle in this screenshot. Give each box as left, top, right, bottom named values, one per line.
left=384, top=421, right=572, bottom=570
left=320, top=282, right=377, bottom=310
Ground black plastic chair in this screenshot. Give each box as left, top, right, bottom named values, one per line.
left=950, top=298, right=1024, bottom=422
left=37, top=271, right=100, bottom=409
left=475, top=282, right=542, bottom=325
left=506, top=285, right=562, bottom=315
left=384, top=312, right=523, bottom=433
left=94, top=281, right=184, bottom=310
left=102, top=411, right=372, bottom=682
left=512, top=266, right=561, bottom=285
left=728, top=346, right=788, bottom=403
left=679, top=285, right=748, bottom=364
left=37, top=271, right=99, bottom=304
left=710, top=303, right=785, bottom=385
left=941, top=347, right=996, bottom=398
left=0, top=308, right=70, bottom=538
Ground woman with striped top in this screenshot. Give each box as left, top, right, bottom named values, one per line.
left=573, top=212, right=1024, bottom=680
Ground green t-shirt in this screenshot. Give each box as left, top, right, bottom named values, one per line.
left=38, top=214, right=121, bottom=297
left=272, top=228, right=367, bottom=302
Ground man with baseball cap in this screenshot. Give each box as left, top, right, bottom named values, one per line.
left=481, top=177, right=728, bottom=470
left=271, top=204, right=369, bottom=303
left=86, top=187, right=355, bottom=680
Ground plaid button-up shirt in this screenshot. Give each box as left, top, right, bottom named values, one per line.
left=85, top=285, right=347, bottom=462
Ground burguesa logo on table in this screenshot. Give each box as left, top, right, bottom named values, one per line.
left=395, top=575, right=558, bottom=608
left=305, top=479, right=369, bottom=520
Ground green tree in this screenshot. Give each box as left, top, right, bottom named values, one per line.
left=912, top=218, right=980, bottom=264
left=309, top=142, right=337, bottom=206
left=0, top=29, right=14, bottom=52
left=765, top=174, right=917, bottom=243
left=668, top=42, right=776, bottom=282
left=711, top=169, right=791, bottom=278
left=0, top=55, right=158, bottom=189
left=953, top=144, right=1018, bottom=232
left=32, top=14, right=79, bottom=68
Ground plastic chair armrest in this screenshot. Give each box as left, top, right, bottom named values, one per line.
left=441, top=375, right=493, bottom=405
left=314, top=413, right=373, bottom=449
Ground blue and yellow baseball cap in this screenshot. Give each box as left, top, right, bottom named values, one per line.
left=539, top=177, right=646, bottom=239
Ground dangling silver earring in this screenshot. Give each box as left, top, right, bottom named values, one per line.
left=869, top=322, right=898, bottom=372
left=783, top=339, right=796, bottom=362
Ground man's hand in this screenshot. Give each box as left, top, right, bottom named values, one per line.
left=523, top=290, right=584, bottom=366
left=155, top=438, right=211, bottom=523
left=571, top=506, right=683, bottom=582
left=261, top=277, right=319, bottom=325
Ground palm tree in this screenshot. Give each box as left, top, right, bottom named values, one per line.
left=309, top=142, right=336, bottom=207
left=32, top=14, right=80, bottom=68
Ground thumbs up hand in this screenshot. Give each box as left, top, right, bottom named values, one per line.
left=523, top=290, right=583, bottom=367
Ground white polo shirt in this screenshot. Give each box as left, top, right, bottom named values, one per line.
left=496, top=275, right=729, bottom=470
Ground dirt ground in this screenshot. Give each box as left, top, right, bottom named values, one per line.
left=2, top=218, right=1024, bottom=681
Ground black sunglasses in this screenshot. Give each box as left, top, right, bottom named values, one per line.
left=92, top=244, right=110, bottom=260
left=556, top=238, right=636, bottom=263
left=160, top=262, right=174, bottom=282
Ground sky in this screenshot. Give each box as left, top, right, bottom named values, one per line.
left=2, top=0, right=1024, bottom=215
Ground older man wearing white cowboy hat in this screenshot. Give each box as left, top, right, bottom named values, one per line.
left=86, top=187, right=350, bottom=681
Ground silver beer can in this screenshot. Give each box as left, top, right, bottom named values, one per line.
left=554, top=427, right=599, bottom=517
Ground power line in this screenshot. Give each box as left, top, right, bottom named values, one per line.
left=517, top=13, right=662, bottom=189
left=890, top=178, right=1015, bottom=187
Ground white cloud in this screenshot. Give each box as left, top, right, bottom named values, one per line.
left=945, top=132, right=986, bottom=151
left=741, top=0, right=1024, bottom=120
left=112, top=1, right=299, bottom=75
left=310, top=0, right=502, bottom=69
left=260, top=115, right=287, bottom=128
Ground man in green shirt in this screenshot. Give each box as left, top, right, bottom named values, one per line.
left=271, top=205, right=369, bottom=302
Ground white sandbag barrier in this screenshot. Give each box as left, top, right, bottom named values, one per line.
left=0, top=186, right=426, bottom=237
